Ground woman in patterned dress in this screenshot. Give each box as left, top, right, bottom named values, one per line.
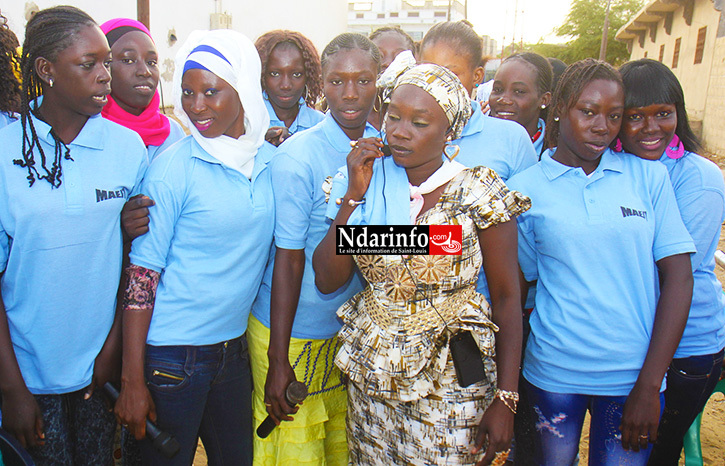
left=313, top=63, right=530, bottom=466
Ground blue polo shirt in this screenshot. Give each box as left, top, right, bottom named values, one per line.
left=454, top=103, right=537, bottom=181
left=148, top=118, right=186, bottom=160
left=263, top=92, right=324, bottom=134
left=0, top=113, right=147, bottom=394
left=454, top=104, right=538, bottom=300
left=251, top=114, right=374, bottom=340
left=533, top=118, right=546, bottom=157
left=0, top=111, right=17, bottom=129
left=130, top=137, right=276, bottom=346
left=508, top=149, right=695, bottom=396
left=658, top=151, right=725, bottom=358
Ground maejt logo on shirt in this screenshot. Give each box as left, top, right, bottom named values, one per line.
left=336, top=225, right=462, bottom=255
left=620, top=206, right=647, bottom=220
left=96, top=188, right=128, bottom=203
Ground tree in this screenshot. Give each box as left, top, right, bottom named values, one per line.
left=524, top=0, right=643, bottom=65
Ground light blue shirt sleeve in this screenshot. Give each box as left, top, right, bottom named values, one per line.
left=508, top=174, right=538, bottom=281
left=649, top=163, right=696, bottom=261
left=130, top=164, right=184, bottom=272
left=271, top=152, right=314, bottom=250
left=512, top=124, right=538, bottom=176
left=325, top=168, right=349, bottom=221
left=0, top=216, right=7, bottom=271
left=677, top=189, right=724, bottom=272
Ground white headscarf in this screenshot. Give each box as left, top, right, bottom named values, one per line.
left=173, top=30, right=269, bottom=178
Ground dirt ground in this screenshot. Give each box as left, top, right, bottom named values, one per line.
left=193, top=153, right=725, bottom=465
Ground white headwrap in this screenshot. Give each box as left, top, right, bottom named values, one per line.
left=173, top=30, right=269, bottom=178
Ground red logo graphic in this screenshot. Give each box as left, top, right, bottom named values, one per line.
left=428, top=225, right=463, bottom=255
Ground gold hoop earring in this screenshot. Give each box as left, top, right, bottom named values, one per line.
left=373, top=93, right=382, bottom=113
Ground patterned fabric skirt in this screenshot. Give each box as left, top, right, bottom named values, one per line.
left=247, top=315, right=348, bottom=466
left=347, top=356, right=495, bottom=465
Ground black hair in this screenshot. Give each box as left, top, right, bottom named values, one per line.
left=503, top=52, right=553, bottom=97
left=547, top=57, right=566, bottom=92
left=255, top=30, right=323, bottom=107
left=619, top=58, right=700, bottom=153
left=16, top=5, right=96, bottom=188
left=369, top=26, right=416, bottom=54
left=0, top=12, right=20, bottom=115
left=420, top=21, right=482, bottom=70
left=545, top=58, right=623, bottom=149
left=320, top=33, right=381, bottom=73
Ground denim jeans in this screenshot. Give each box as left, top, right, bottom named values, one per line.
left=139, top=335, right=253, bottom=466
left=523, top=377, right=664, bottom=466
left=647, top=349, right=724, bottom=466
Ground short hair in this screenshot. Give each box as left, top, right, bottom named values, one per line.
left=320, top=33, right=381, bottom=73
left=17, top=6, right=97, bottom=188
left=502, top=52, right=553, bottom=97
left=545, top=58, right=623, bottom=150
left=619, top=58, right=700, bottom=153
left=420, top=21, right=483, bottom=70
left=369, top=26, right=416, bottom=54
left=255, top=30, right=322, bottom=108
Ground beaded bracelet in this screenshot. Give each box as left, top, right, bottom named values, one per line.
left=495, top=388, right=519, bottom=414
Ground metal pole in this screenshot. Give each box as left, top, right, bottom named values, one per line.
left=448, top=0, right=452, bottom=21
left=599, top=0, right=612, bottom=61
left=137, top=0, right=150, bottom=30
left=510, top=0, right=519, bottom=55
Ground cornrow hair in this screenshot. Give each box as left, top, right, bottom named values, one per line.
left=17, top=5, right=96, bottom=188
left=619, top=58, right=700, bottom=153
left=255, top=30, right=323, bottom=108
left=420, top=21, right=483, bottom=71
left=320, top=33, right=381, bottom=74
left=503, top=52, right=553, bottom=97
left=369, top=26, right=416, bottom=54
left=545, top=58, right=623, bottom=150
left=0, top=12, right=20, bottom=114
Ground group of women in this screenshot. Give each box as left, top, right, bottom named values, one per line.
left=0, top=5, right=722, bottom=466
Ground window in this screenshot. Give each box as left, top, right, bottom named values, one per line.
left=434, top=11, right=446, bottom=17
left=408, top=11, right=420, bottom=17
left=659, top=44, right=665, bottom=62
left=377, top=13, right=385, bottom=18
left=672, top=37, right=681, bottom=68
left=694, top=26, right=706, bottom=64
left=356, top=13, right=363, bottom=19
left=644, top=51, right=648, bottom=58
left=390, top=12, right=399, bottom=17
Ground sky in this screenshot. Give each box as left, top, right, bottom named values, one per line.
left=467, top=0, right=574, bottom=47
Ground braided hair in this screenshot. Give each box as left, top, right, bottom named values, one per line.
left=369, top=26, right=416, bottom=54
left=0, top=12, right=20, bottom=115
left=503, top=53, right=553, bottom=98
left=320, top=33, right=380, bottom=74
left=16, top=6, right=96, bottom=188
left=545, top=58, right=622, bottom=150
left=255, top=30, right=322, bottom=108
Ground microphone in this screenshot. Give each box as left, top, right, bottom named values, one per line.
left=256, top=381, right=308, bottom=439
left=382, top=144, right=392, bottom=156
left=103, top=382, right=180, bottom=459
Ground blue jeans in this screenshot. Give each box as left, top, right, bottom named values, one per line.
left=647, top=349, right=724, bottom=466
left=523, top=377, right=664, bottom=466
left=140, top=335, right=253, bottom=466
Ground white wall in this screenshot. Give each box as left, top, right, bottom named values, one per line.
left=4, top=0, right=347, bottom=98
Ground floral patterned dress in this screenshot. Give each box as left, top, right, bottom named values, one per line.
left=335, top=166, right=530, bottom=465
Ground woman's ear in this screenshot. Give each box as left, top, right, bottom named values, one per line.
left=473, top=65, right=484, bottom=87
left=540, top=91, right=552, bottom=110
left=34, top=56, right=54, bottom=87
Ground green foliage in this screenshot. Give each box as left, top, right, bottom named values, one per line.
left=522, top=0, right=644, bottom=66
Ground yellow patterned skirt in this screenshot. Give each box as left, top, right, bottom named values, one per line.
left=247, top=315, right=348, bottom=466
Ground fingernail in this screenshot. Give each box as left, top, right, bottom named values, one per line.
left=84, top=392, right=91, bottom=400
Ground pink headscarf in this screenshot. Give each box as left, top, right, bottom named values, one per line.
left=100, top=18, right=170, bottom=147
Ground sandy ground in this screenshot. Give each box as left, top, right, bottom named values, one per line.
left=193, top=154, right=725, bottom=465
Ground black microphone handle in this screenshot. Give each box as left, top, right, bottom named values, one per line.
left=103, top=382, right=181, bottom=459
left=256, top=381, right=309, bottom=439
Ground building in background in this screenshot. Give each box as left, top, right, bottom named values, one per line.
left=5, top=0, right=346, bottom=106
left=616, top=0, right=725, bottom=156
left=347, top=0, right=496, bottom=52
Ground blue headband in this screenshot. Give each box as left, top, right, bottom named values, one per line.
left=182, top=45, right=231, bottom=76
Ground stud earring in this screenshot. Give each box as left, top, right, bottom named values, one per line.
left=553, top=116, right=559, bottom=122
left=540, top=104, right=547, bottom=109
left=48, top=77, right=54, bottom=88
